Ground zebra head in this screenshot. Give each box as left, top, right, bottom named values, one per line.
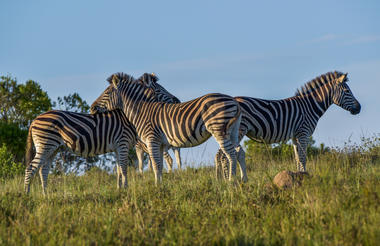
left=137, top=73, right=181, bottom=104
left=331, top=72, right=361, bottom=115
left=90, top=84, right=122, bottom=114
left=90, top=72, right=179, bottom=114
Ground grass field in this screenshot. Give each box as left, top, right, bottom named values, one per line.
left=0, top=146, right=379, bottom=245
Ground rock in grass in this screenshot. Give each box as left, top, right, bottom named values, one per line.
left=273, top=170, right=309, bottom=189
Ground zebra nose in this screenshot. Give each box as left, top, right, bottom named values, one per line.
left=351, top=102, right=361, bottom=115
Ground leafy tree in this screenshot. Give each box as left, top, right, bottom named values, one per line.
left=0, top=122, right=28, bottom=161
left=55, top=93, right=90, bottom=113
left=0, top=75, right=52, bottom=128
left=0, top=75, right=52, bottom=162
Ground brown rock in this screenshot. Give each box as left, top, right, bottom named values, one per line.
left=273, top=170, right=309, bottom=189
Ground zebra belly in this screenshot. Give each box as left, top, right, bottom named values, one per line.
left=62, top=137, right=116, bottom=158
left=167, top=131, right=212, bottom=148
left=246, top=131, right=293, bottom=144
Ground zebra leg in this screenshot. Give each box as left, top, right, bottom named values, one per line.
left=119, top=164, right=128, bottom=188
left=136, top=144, right=145, bottom=174
left=115, top=150, right=122, bottom=189
left=116, top=149, right=129, bottom=188
left=229, top=117, right=248, bottom=182
left=116, top=165, right=122, bottom=189
left=214, top=149, right=222, bottom=180
left=221, top=152, right=230, bottom=180
left=173, top=147, right=182, bottom=170
left=24, top=148, right=55, bottom=194
left=292, top=137, right=308, bottom=172
left=226, top=113, right=242, bottom=181
left=215, top=137, right=238, bottom=181
left=38, top=158, right=52, bottom=196
left=147, top=156, right=152, bottom=172
left=236, top=145, right=248, bottom=182
left=163, top=148, right=173, bottom=173
left=147, top=142, right=164, bottom=185
left=214, top=149, right=229, bottom=180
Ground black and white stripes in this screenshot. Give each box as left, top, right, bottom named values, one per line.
left=24, top=109, right=137, bottom=194
left=216, top=71, right=361, bottom=178
left=24, top=70, right=361, bottom=193
left=91, top=72, right=245, bottom=184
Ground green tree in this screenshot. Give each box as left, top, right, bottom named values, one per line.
left=0, top=75, right=52, bottom=128
left=0, top=75, right=52, bottom=162
left=55, top=93, right=90, bottom=113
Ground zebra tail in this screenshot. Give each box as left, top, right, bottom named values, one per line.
left=24, top=126, right=35, bottom=166
left=224, top=103, right=241, bottom=136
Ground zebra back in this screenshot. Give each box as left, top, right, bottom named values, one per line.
left=29, top=109, right=137, bottom=157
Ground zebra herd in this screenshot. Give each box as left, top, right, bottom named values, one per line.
left=24, top=71, right=361, bottom=194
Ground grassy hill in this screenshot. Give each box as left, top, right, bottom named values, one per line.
left=0, top=145, right=379, bottom=245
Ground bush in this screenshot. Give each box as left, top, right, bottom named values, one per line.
left=0, top=145, right=24, bottom=180
left=0, top=122, right=28, bottom=162
left=244, top=136, right=330, bottom=164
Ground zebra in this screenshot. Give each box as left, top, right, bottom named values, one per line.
left=91, top=72, right=245, bottom=184
left=215, top=71, right=361, bottom=179
left=91, top=73, right=183, bottom=173
left=24, top=109, right=137, bottom=195
left=134, top=75, right=182, bottom=173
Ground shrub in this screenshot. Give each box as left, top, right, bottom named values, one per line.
left=0, top=145, right=24, bottom=180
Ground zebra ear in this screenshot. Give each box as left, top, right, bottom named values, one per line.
left=111, top=75, right=120, bottom=88
left=150, top=73, right=159, bottom=83
left=337, top=73, right=347, bottom=84
left=138, top=73, right=157, bottom=87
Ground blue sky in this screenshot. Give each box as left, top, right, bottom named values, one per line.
left=1, top=1, right=379, bottom=165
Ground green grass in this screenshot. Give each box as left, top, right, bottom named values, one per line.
left=0, top=154, right=379, bottom=245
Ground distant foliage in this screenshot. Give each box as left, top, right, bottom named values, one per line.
left=0, top=75, right=52, bottom=128
left=326, top=134, right=380, bottom=168
left=0, top=145, right=24, bottom=179
left=0, top=75, right=52, bottom=163
left=54, top=93, right=90, bottom=113
left=244, top=136, right=330, bottom=164
left=0, top=122, right=28, bottom=162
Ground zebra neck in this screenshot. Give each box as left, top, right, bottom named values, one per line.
left=123, top=102, right=144, bottom=123
left=301, top=90, right=333, bottom=118
left=122, top=100, right=157, bottom=132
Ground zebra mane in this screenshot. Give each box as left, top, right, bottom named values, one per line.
left=136, top=73, right=159, bottom=84
left=295, top=71, right=348, bottom=97
left=106, top=72, right=159, bottom=86
left=106, top=72, right=135, bottom=84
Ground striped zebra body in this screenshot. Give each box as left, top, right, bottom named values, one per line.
left=91, top=73, right=183, bottom=174
left=91, top=73, right=245, bottom=184
left=24, top=109, right=137, bottom=194
left=216, top=71, right=361, bottom=178
left=134, top=76, right=182, bottom=173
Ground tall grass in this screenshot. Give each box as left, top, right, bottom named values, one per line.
left=0, top=138, right=379, bottom=245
